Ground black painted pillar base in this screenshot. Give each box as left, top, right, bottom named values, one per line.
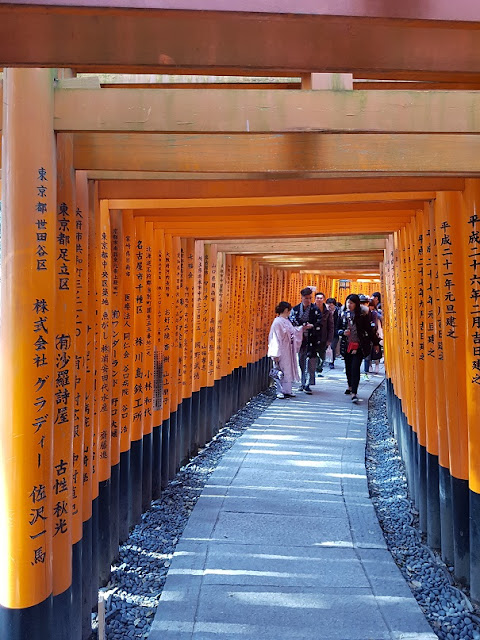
left=98, top=477, right=112, bottom=586
left=161, top=417, right=170, bottom=490
left=130, top=439, right=143, bottom=526
left=418, top=443, right=428, bottom=534
left=152, top=424, right=163, bottom=499
left=439, top=464, right=454, bottom=566
left=204, top=385, right=214, bottom=443
left=119, top=449, right=131, bottom=541
left=426, top=451, right=441, bottom=550
left=81, top=516, right=93, bottom=639
left=168, top=410, right=178, bottom=480
left=190, top=392, right=200, bottom=458
left=181, top=396, right=192, bottom=465
left=71, top=538, right=82, bottom=640
left=452, top=475, right=470, bottom=585
left=176, top=402, right=184, bottom=472
left=51, top=587, right=72, bottom=640
left=91, top=496, right=99, bottom=609
left=0, top=595, right=52, bottom=640
left=110, top=462, right=120, bottom=563
left=142, top=432, right=153, bottom=512
left=199, top=388, right=208, bottom=449
left=469, top=490, right=480, bottom=602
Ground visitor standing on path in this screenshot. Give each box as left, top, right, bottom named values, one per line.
left=267, top=301, right=305, bottom=399
left=339, top=293, right=380, bottom=404
left=290, top=287, right=322, bottom=395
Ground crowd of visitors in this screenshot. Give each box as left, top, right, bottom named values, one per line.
left=267, top=287, right=383, bottom=403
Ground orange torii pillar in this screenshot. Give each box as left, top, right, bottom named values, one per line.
left=0, top=67, right=58, bottom=639
left=434, top=191, right=469, bottom=583
left=462, top=180, right=480, bottom=602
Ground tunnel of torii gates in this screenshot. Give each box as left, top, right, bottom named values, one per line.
left=2, top=2, right=480, bottom=639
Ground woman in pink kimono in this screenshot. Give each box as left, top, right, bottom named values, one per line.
left=268, top=301, right=306, bottom=399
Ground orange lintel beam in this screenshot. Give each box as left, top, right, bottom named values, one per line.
left=140, top=210, right=415, bottom=225
left=1, top=7, right=480, bottom=76
left=148, top=222, right=410, bottom=238
left=72, top=133, right=480, bottom=174
left=51, top=88, right=480, bottom=134
left=97, top=178, right=466, bottom=200
left=109, top=194, right=432, bottom=210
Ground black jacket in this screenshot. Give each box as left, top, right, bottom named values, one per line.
left=290, top=303, right=323, bottom=358
left=339, top=310, right=380, bottom=359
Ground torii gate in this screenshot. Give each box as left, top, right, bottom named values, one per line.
left=1, top=3, right=480, bottom=640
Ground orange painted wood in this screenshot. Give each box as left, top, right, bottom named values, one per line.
left=73, top=132, right=480, bottom=173
left=98, top=177, right=466, bottom=200
left=51, top=88, right=480, bottom=134
left=0, top=68, right=56, bottom=609
left=1, top=7, right=480, bottom=76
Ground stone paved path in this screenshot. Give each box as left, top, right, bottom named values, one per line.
left=149, top=367, right=436, bottom=640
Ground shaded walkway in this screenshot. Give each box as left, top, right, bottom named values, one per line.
left=149, top=370, right=436, bottom=640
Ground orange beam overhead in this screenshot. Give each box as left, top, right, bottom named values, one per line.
left=108, top=194, right=433, bottom=210
left=97, top=178, right=466, bottom=199
left=72, top=132, right=480, bottom=174
left=1, top=7, right=480, bottom=76
left=49, top=88, right=480, bottom=134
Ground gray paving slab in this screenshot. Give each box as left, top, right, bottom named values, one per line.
left=149, top=369, right=436, bottom=640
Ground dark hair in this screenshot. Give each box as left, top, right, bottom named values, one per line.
left=372, top=291, right=381, bottom=302
left=275, top=301, right=292, bottom=315
left=300, top=287, right=313, bottom=297
left=326, top=298, right=336, bottom=305
left=346, top=293, right=361, bottom=317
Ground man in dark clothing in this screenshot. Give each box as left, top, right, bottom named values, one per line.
left=326, top=297, right=340, bottom=369
left=314, top=292, right=334, bottom=375
left=290, top=287, right=322, bottom=394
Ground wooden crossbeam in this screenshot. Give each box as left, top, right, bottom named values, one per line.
left=72, top=132, right=480, bottom=174
left=98, top=177, right=466, bottom=199
left=1, top=7, right=480, bottom=75
left=212, top=237, right=387, bottom=253
left=116, top=197, right=429, bottom=211
left=50, top=88, right=480, bottom=134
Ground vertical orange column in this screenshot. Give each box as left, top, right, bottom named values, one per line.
left=462, top=179, right=480, bottom=600
left=73, top=172, right=88, bottom=547
left=52, top=133, right=75, bottom=618
left=96, top=200, right=113, bottom=583
left=0, top=69, right=56, bottom=629
left=181, top=238, right=194, bottom=454
left=434, top=191, right=469, bottom=577
left=118, top=211, right=134, bottom=531
left=171, top=235, right=183, bottom=469
left=130, top=216, right=146, bottom=521
left=151, top=227, right=164, bottom=496
left=109, top=209, right=123, bottom=553
left=160, top=231, right=172, bottom=482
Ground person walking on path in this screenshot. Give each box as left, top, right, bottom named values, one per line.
left=290, top=287, right=322, bottom=394
left=326, top=297, right=340, bottom=369
left=267, top=301, right=305, bottom=399
left=339, top=293, right=380, bottom=404
left=314, top=292, right=334, bottom=376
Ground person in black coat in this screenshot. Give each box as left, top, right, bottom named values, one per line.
left=290, top=287, right=322, bottom=394
left=326, top=297, right=340, bottom=369
left=339, top=293, right=380, bottom=403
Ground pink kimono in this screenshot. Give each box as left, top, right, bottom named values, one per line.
left=267, top=316, right=303, bottom=393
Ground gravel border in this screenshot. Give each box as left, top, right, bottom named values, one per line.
left=366, top=382, right=480, bottom=640
left=95, top=386, right=276, bottom=640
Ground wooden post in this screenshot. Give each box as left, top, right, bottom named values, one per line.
left=0, top=67, right=56, bottom=637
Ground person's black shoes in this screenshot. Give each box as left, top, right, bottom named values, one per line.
left=344, top=388, right=351, bottom=395
left=304, top=385, right=313, bottom=395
